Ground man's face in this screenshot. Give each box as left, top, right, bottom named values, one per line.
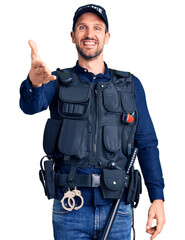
left=71, top=12, right=110, bottom=61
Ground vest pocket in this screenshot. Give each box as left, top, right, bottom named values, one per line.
left=103, top=126, right=120, bottom=152
left=102, top=84, right=121, bottom=112
left=102, top=125, right=121, bottom=160
left=58, top=86, right=90, bottom=119
left=58, top=119, right=87, bottom=158
left=43, top=119, right=62, bottom=155
left=121, top=91, right=135, bottom=113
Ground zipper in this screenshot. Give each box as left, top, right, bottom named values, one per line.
left=92, top=87, right=99, bottom=165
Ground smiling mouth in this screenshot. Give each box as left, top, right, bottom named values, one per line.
left=82, top=40, right=97, bottom=47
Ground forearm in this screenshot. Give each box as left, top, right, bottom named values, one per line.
left=19, top=76, right=56, bottom=114
left=138, top=145, right=165, bottom=202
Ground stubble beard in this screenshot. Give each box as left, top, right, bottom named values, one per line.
left=76, top=43, right=103, bottom=61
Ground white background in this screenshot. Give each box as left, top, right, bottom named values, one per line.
left=0, top=0, right=184, bottom=239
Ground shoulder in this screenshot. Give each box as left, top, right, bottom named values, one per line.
left=110, top=69, right=131, bottom=78
left=111, top=69, right=146, bottom=98
left=110, top=69, right=143, bottom=87
left=52, top=67, right=75, bottom=77
left=110, top=68, right=140, bottom=84
left=132, top=75, right=146, bottom=97
left=132, top=74, right=143, bottom=90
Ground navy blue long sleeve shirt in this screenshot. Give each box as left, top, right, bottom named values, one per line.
left=19, top=62, right=164, bottom=203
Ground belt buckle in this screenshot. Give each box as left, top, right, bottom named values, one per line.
left=92, top=174, right=100, bottom=187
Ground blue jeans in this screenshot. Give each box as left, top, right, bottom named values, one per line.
left=53, top=199, right=132, bottom=240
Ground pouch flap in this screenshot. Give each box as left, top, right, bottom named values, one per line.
left=103, top=169, right=125, bottom=191
left=103, top=126, right=120, bottom=152
left=103, top=83, right=120, bottom=111
left=58, top=119, right=85, bottom=155
left=121, top=92, right=135, bottom=113
left=120, top=76, right=135, bottom=112
left=59, top=85, right=90, bottom=103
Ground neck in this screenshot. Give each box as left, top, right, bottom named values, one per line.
left=78, top=54, right=105, bottom=75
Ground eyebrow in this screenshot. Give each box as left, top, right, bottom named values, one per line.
left=76, top=22, right=104, bottom=28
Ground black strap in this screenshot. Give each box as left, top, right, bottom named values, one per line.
left=39, top=170, right=46, bottom=195
left=67, top=164, right=78, bottom=188
left=133, top=170, right=142, bottom=208
left=132, top=209, right=136, bottom=240
left=56, top=173, right=130, bottom=189
left=56, top=173, right=96, bottom=188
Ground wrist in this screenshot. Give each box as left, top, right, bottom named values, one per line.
left=152, top=199, right=164, bottom=205
left=32, top=83, right=42, bottom=88
left=29, top=72, right=42, bottom=88
left=28, top=77, right=42, bottom=88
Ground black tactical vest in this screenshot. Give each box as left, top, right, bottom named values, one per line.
left=43, top=67, right=138, bottom=171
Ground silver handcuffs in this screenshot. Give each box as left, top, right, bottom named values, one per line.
left=61, top=187, right=84, bottom=212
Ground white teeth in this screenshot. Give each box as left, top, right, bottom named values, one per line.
left=84, top=42, right=95, bottom=45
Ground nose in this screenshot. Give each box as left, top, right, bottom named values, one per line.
left=85, top=27, right=94, bottom=39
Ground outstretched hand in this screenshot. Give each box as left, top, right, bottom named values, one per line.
left=28, top=40, right=56, bottom=87
left=146, top=199, right=165, bottom=239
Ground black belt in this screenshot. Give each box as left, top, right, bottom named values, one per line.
left=56, top=173, right=130, bottom=189
left=56, top=173, right=102, bottom=188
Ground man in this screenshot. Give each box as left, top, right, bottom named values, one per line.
left=20, top=4, right=165, bottom=240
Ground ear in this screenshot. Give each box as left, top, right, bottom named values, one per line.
left=105, top=32, right=110, bottom=45
left=71, top=31, right=76, bottom=43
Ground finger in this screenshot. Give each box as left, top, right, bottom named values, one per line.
left=150, top=220, right=164, bottom=239
left=150, top=222, right=164, bottom=240
left=38, top=67, right=56, bottom=79
left=39, top=72, right=57, bottom=83
left=146, top=226, right=156, bottom=234
left=150, top=229, right=160, bottom=240
left=44, top=73, right=57, bottom=82
left=28, top=40, right=41, bottom=60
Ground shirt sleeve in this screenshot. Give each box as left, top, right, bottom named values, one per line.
left=19, top=75, right=56, bottom=114
left=134, top=75, right=165, bottom=202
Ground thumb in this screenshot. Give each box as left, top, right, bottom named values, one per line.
left=146, top=213, right=154, bottom=231
left=28, top=40, right=41, bottom=60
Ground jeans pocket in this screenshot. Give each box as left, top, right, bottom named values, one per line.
left=53, top=199, right=71, bottom=215
left=117, top=202, right=132, bottom=215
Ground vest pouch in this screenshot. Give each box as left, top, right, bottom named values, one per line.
left=126, top=167, right=142, bottom=208
left=121, top=81, right=135, bottom=113
left=43, top=119, right=62, bottom=155
left=102, top=125, right=121, bottom=160
left=102, top=83, right=120, bottom=112
left=58, top=119, right=87, bottom=159
left=58, top=85, right=90, bottom=119
left=101, top=169, right=127, bottom=199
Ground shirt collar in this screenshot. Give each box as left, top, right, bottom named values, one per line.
left=74, top=61, right=111, bottom=80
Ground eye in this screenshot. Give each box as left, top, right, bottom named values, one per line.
left=79, top=26, right=86, bottom=30
left=94, top=26, right=102, bottom=31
